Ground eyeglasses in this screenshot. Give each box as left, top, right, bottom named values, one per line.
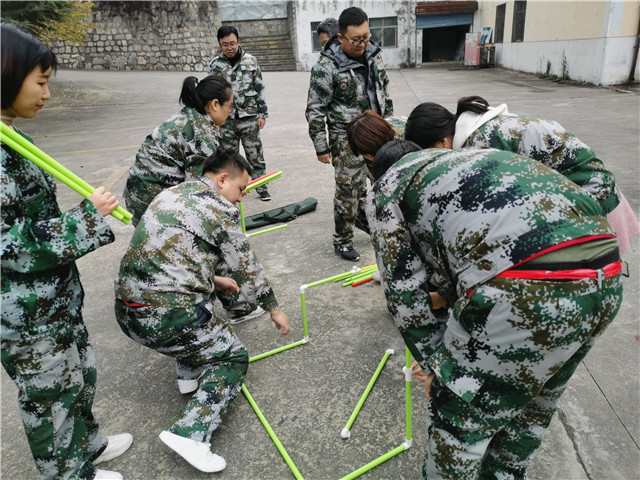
left=343, top=33, right=371, bottom=47
left=221, top=41, right=237, bottom=49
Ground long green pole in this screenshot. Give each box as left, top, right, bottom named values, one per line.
left=247, top=224, right=288, bottom=237
left=1, top=123, right=132, bottom=223
left=300, top=291, right=309, bottom=338
left=338, top=444, right=408, bottom=480
left=249, top=339, right=306, bottom=363
left=238, top=201, right=246, bottom=233
left=245, top=171, right=282, bottom=191
left=242, top=384, right=304, bottom=480
left=341, top=349, right=393, bottom=438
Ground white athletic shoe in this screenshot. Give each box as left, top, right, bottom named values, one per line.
left=227, top=306, right=266, bottom=325
left=177, top=370, right=206, bottom=394
left=93, top=433, right=133, bottom=465
left=94, top=469, right=123, bottom=479
left=159, top=431, right=226, bottom=473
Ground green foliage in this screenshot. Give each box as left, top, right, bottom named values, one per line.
left=1, top=1, right=95, bottom=45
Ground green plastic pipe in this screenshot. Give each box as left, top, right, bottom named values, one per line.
left=0, top=129, right=127, bottom=223
left=247, top=224, right=288, bottom=237
left=1, top=123, right=132, bottom=223
left=338, top=443, right=407, bottom=480
left=341, top=349, right=393, bottom=438
left=249, top=339, right=306, bottom=363
left=242, top=384, right=304, bottom=480
left=245, top=171, right=282, bottom=191
left=2, top=125, right=133, bottom=221
left=238, top=201, right=246, bottom=233
left=300, top=293, right=309, bottom=338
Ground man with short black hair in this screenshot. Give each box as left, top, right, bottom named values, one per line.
left=208, top=26, right=271, bottom=201
left=306, top=6, right=393, bottom=261
left=114, top=149, right=290, bottom=473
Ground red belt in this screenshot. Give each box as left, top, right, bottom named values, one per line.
left=496, top=260, right=622, bottom=280
left=120, top=299, right=150, bottom=308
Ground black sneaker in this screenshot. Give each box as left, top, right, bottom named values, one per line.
left=258, top=190, right=271, bottom=201
left=334, top=244, right=360, bottom=261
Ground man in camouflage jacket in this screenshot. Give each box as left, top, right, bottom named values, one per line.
left=114, top=150, right=290, bottom=472
left=368, top=145, right=623, bottom=479
left=124, top=105, right=220, bottom=226
left=305, top=6, right=393, bottom=261
left=208, top=26, right=270, bottom=199
left=1, top=130, right=121, bottom=479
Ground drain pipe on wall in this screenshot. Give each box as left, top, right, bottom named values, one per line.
left=628, top=7, right=640, bottom=83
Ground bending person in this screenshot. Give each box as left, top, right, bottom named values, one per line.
left=1, top=23, right=132, bottom=480
left=368, top=142, right=623, bottom=479
left=114, top=149, right=291, bottom=474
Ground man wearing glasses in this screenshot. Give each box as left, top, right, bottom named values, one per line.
left=209, top=26, right=271, bottom=202
left=306, top=6, right=393, bottom=262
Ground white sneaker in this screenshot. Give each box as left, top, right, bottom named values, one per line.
left=227, top=306, right=266, bottom=325
left=94, top=469, right=123, bottom=480
left=94, top=433, right=133, bottom=465
left=177, top=370, right=206, bottom=394
left=159, top=430, right=226, bottom=473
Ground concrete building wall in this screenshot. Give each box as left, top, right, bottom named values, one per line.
left=293, top=0, right=418, bottom=70
left=476, top=0, right=640, bottom=85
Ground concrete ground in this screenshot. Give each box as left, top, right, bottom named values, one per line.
left=1, top=65, right=639, bottom=480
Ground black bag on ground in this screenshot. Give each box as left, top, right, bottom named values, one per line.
left=244, top=197, right=318, bottom=230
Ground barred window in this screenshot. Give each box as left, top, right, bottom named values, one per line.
left=512, top=1, right=527, bottom=43
left=370, top=16, right=397, bottom=48
left=494, top=3, right=505, bottom=43
left=311, top=21, right=322, bottom=52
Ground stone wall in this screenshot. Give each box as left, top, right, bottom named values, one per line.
left=51, top=1, right=220, bottom=71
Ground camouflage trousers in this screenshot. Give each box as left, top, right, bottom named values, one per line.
left=115, top=299, right=248, bottom=444
left=1, top=307, right=108, bottom=480
left=220, top=116, right=266, bottom=187
left=329, top=128, right=372, bottom=248
left=422, top=271, right=623, bottom=479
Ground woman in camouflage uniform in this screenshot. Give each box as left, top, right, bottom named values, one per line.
left=1, top=23, right=131, bottom=480
left=405, top=96, right=620, bottom=215
left=123, top=74, right=233, bottom=225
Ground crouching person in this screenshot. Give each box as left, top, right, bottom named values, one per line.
left=368, top=142, right=623, bottom=479
left=113, top=149, right=290, bottom=473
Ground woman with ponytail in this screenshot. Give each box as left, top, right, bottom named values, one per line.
left=405, top=96, right=639, bottom=252
left=124, top=75, right=233, bottom=225
left=405, top=95, right=621, bottom=213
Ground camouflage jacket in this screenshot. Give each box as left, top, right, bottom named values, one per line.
left=367, top=147, right=614, bottom=369
left=306, top=39, right=393, bottom=155
left=208, top=48, right=268, bottom=119
left=465, top=113, right=619, bottom=214
left=115, top=176, right=278, bottom=311
left=1, top=130, right=115, bottom=341
left=124, top=106, right=220, bottom=224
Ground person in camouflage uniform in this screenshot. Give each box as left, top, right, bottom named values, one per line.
left=347, top=110, right=406, bottom=161
left=208, top=26, right=271, bottom=201
left=367, top=142, right=623, bottom=479
left=305, top=6, right=393, bottom=261
left=124, top=75, right=233, bottom=225
left=405, top=96, right=620, bottom=215
left=114, top=149, right=290, bottom=473
left=1, top=23, right=132, bottom=480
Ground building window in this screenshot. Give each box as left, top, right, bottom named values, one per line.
left=370, top=16, right=397, bottom=48
left=511, top=0, right=526, bottom=42
left=494, top=3, right=505, bottom=43
left=311, top=21, right=322, bottom=52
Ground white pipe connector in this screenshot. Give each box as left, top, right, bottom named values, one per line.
left=386, top=349, right=395, bottom=356
left=403, top=439, right=412, bottom=449
left=300, top=284, right=308, bottom=294
left=341, top=428, right=351, bottom=439
left=402, top=366, right=413, bottom=382
left=302, top=337, right=309, bottom=343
